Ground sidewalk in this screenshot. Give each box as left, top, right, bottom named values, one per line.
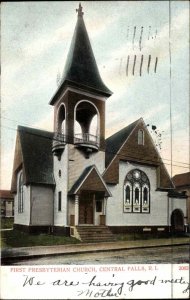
left=1, top=237, right=189, bottom=262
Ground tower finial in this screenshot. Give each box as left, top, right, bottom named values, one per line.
left=76, top=3, right=84, bottom=17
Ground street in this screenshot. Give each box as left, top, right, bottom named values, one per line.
left=8, top=245, right=190, bottom=265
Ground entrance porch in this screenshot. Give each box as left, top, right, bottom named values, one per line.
left=70, top=191, right=107, bottom=226
left=68, top=165, right=112, bottom=227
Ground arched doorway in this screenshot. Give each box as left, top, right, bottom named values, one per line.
left=171, top=209, right=184, bottom=232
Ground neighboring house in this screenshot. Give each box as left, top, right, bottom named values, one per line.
left=0, top=190, right=14, bottom=218
left=11, top=4, right=188, bottom=241
left=172, top=172, right=190, bottom=226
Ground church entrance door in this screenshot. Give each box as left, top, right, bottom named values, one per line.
left=79, top=192, right=94, bottom=224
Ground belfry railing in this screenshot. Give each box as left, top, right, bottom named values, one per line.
left=52, top=132, right=66, bottom=156
left=74, top=133, right=99, bottom=149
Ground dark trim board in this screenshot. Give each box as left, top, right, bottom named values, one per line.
left=14, top=224, right=70, bottom=236
left=108, top=226, right=170, bottom=234
left=14, top=224, right=52, bottom=234
left=13, top=224, right=189, bottom=236
left=52, top=226, right=70, bottom=236
left=109, top=225, right=189, bottom=234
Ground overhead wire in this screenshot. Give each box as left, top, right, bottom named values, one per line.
left=1, top=124, right=190, bottom=171
left=1, top=116, right=189, bottom=167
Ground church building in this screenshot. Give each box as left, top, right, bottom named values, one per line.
left=11, top=4, right=188, bottom=242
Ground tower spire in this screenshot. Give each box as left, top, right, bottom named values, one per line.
left=50, top=2, right=112, bottom=105
left=76, top=3, right=84, bottom=17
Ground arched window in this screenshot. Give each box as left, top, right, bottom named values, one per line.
left=138, top=129, right=144, bottom=145
left=18, top=171, right=24, bottom=213
left=124, top=169, right=150, bottom=213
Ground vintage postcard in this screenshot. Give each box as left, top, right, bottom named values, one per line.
left=1, top=1, right=190, bottom=299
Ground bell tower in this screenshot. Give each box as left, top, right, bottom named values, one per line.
left=49, top=4, right=112, bottom=231
left=50, top=3, right=112, bottom=158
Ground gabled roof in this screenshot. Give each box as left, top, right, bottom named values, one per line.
left=172, top=172, right=190, bottom=188
left=50, top=5, right=112, bottom=105
left=69, top=165, right=112, bottom=197
left=11, top=126, right=55, bottom=192
left=105, top=119, right=140, bottom=167
left=103, top=118, right=174, bottom=189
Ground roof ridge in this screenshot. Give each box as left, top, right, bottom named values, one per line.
left=106, top=118, right=141, bottom=141
left=104, top=118, right=142, bottom=168
left=18, top=125, right=53, bottom=136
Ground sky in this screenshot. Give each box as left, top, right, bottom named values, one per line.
left=1, top=1, right=190, bottom=189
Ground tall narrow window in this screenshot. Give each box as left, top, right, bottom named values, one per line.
left=124, top=169, right=150, bottom=213
left=138, top=129, right=144, bottom=145
left=124, top=183, right=132, bottom=212
left=143, top=187, right=148, bottom=203
left=125, top=185, right=130, bottom=203
left=58, top=191, right=62, bottom=211
left=135, top=188, right=140, bottom=203
left=142, top=185, right=149, bottom=212
left=133, top=184, right=141, bottom=212
left=96, top=200, right=102, bottom=212
left=18, top=171, right=24, bottom=213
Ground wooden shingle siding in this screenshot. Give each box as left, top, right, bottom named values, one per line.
left=78, top=169, right=107, bottom=193
left=119, top=121, right=160, bottom=166
left=103, top=158, right=119, bottom=184
left=104, top=119, right=173, bottom=189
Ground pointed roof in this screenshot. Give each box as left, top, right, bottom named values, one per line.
left=103, top=118, right=174, bottom=189
left=68, top=165, right=112, bottom=197
left=11, top=126, right=55, bottom=192
left=50, top=3, right=112, bottom=105
left=105, top=119, right=140, bottom=167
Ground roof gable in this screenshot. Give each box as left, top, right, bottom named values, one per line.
left=11, top=126, right=55, bottom=192
left=69, top=165, right=112, bottom=197
left=105, top=119, right=140, bottom=167
left=103, top=118, right=174, bottom=189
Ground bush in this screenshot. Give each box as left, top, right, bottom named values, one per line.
left=1, top=218, right=14, bottom=229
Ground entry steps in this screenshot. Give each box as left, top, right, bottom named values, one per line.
left=76, top=225, right=116, bottom=243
